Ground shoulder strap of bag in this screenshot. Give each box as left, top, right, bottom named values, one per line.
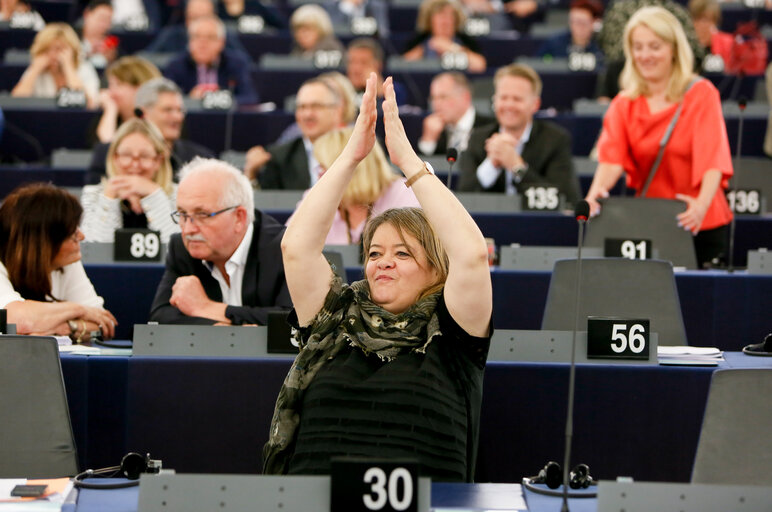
left=640, top=78, right=700, bottom=197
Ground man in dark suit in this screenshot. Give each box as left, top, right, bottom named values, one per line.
left=163, top=15, right=258, bottom=105
left=418, top=71, right=493, bottom=157
left=150, top=158, right=291, bottom=325
left=254, top=77, right=345, bottom=189
left=457, top=63, right=580, bottom=206
left=87, top=78, right=214, bottom=184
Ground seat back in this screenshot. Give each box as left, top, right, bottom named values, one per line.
left=691, top=369, right=772, bottom=485
left=0, top=335, right=79, bottom=477
left=541, top=258, right=688, bottom=346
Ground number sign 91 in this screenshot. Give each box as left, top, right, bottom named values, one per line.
left=331, top=458, right=418, bottom=512
left=587, top=318, right=650, bottom=360
left=604, top=238, right=651, bottom=260
left=114, top=229, right=161, bottom=262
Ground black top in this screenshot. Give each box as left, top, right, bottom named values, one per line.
left=287, top=292, right=491, bottom=482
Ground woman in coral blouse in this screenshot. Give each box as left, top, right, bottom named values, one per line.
left=585, top=6, right=733, bottom=268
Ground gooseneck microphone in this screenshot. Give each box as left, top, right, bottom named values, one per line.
left=446, top=147, right=458, bottom=188
left=727, top=97, right=746, bottom=272
left=561, top=200, right=590, bottom=512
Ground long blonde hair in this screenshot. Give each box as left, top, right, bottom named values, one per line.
left=30, top=23, right=82, bottom=68
left=620, top=6, right=695, bottom=101
left=106, top=119, right=174, bottom=195
left=313, top=127, right=397, bottom=208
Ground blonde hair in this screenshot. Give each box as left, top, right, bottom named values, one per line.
left=106, top=119, right=174, bottom=195
left=290, top=4, right=334, bottom=38
left=620, top=6, right=695, bottom=101
left=362, top=207, right=449, bottom=299
left=30, top=23, right=82, bottom=67
left=416, top=0, right=465, bottom=33
left=494, top=63, right=543, bottom=97
left=319, top=72, right=357, bottom=124
left=105, top=56, right=161, bottom=87
left=313, top=127, right=397, bottom=208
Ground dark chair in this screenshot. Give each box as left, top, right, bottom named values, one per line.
left=541, top=258, right=688, bottom=346
left=583, top=197, right=698, bottom=269
left=691, top=369, right=772, bottom=485
left=0, top=335, right=79, bottom=477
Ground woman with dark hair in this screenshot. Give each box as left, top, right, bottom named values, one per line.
left=0, top=183, right=117, bottom=340
left=263, top=74, right=492, bottom=481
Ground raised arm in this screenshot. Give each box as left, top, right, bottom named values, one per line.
left=281, top=73, right=379, bottom=325
left=382, top=77, right=491, bottom=337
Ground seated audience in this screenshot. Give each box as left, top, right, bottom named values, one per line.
left=87, top=78, right=216, bottom=183
left=326, top=0, right=390, bottom=36
left=0, top=183, right=117, bottom=340
left=459, top=0, right=514, bottom=32
left=502, top=0, right=544, bottom=33
left=1, top=0, right=45, bottom=30
left=149, top=157, right=292, bottom=325
left=96, top=56, right=161, bottom=144
left=11, top=23, right=100, bottom=108
left=290, top=127, right=420, bottom=244
left=346, top=37, right=407, bottom=105
left=418, top=71, right=493, bottom=156
left=80, top=0, right=118, bottom=69
left=688, top=0, right=733, bottom=72
left=81, top=119, right=179, bottom=243
left=255, top=77, right=347, bottom=189
left=110, top=0, right=161, bottom=32
left=263, top=74, right=492, bottom=480
left=217, top=0, right=286, bottom=28
left=145, top=0, right=250, bottom=58
left=586, top=7, right=733, bottom=268
left=537, top=0, right=604, bottom=64
left=457, top=63, right=581, bottom=206
left=403, top=0, right=486, bottom=73
left=289, top=4, right=345, bottom=57
left=163, top=14, right=258, bottom=105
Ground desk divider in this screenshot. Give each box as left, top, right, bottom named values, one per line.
left=747, top=249, right=772, bottom=274
left=488, top=329, right=659, bottom=365
left=498, top=245, right=603, bottom=271
left=137, top=473, right=431, bottom=512
left=80, top=242, right=168, bottom=264
left=133, top=324, right=294, bottom=358
left=597, top=481, right=772, bottom=511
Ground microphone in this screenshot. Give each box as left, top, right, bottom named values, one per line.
left=133, top=107, right=144, bottom=119
left=223, top=78, right=237, bottom=155
left=446, top=147, right=458, bottom=188
left=561, top=199, right=590, bottom=512
left=727, top=96, right=746, bottom=272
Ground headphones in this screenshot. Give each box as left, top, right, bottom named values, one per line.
left=522, top=461, right=597, bottom=498
left=73, top=452, right=162, bottom=489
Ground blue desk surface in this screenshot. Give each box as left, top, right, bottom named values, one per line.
left=59, top=352, right=772, bottom=488
left=70, top=479, right=595, bottom=512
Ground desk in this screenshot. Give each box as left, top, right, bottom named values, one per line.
left=59, top=352, right=772, bottom=486
left=69, top=479, right=595, bottom=512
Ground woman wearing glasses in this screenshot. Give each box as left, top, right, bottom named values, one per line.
left=0, top=183, right=117, bottom=341
left=81, top=119, right=180, bottom=243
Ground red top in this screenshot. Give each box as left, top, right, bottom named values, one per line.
left=598, top=78, right=733, bottom=230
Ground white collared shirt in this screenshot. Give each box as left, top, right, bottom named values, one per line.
left=418, top=106, right=477, bottom=155
left=203, top=223, right=254, bottom=307
left=302, top=137, right=322, bottom=186
left=476, top=121, right=533, bottom=195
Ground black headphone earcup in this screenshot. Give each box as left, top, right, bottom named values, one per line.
left=569, top=463, right=592, bottom=489
left=121, top=452, right=148, bottom=480
left=540, top=461, right=562, bottom=489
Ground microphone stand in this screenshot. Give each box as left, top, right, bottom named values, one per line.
left=727, top=97, right=746, bottom=272
left=561, top=202, right=589, bottom=512
left=446, top=147, right=458, bottom=189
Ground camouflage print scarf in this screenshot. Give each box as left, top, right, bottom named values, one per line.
left=262, top=277, right=442, bottom=474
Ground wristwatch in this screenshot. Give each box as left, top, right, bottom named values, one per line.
left=68, top=320, right=79, bottom=337
left=511, top=162, right=529, bottom=184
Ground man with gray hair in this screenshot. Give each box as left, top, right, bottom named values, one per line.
left=150, top=157, right=291, bottom=325
left=86, top=77, right=214, bottom=184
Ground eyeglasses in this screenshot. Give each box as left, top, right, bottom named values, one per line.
left=170, top=205, right=239, bottom=225
left=115, top=152, right=159, bottom=169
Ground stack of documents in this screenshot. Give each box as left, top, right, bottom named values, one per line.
left=658, top=346, right=724, bottom=366
left=0, top=478, right=74, bottom=511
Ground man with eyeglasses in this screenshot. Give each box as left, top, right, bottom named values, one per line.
left=149, top=157, right=291, bottom=325
left=248, top=77, right=346, bottom=189
left=87, top=78, right=215, bottom=184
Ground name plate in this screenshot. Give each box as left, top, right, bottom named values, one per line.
left=114, top=229, right=162, bottom=262
left=9, top=12, right=38, bottom=29
left=727, top=189, right=762, bottom=215
left=202, top=89, right=233, bottom=110
left=522, top=185, right=560, bottom=211
left=588, top=318, right=650, bottom=360
left=604, top=238, right=652, bottom=260
left=568, top=52, right=597, bottom=71
left=464, top=17, right=491, bottom=36
left=56, top=88, right=87, bottom=109
left=331, top=458, right=419, bottom=512
left=238, top=15, right=265, bottom=33
left=351, top=16, right=377, bottom=35
left=314, top=50, right=343, bottom=69
left=123, top=14, right=150, bottom=31
left=440, top=51, right=468, bottom=70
